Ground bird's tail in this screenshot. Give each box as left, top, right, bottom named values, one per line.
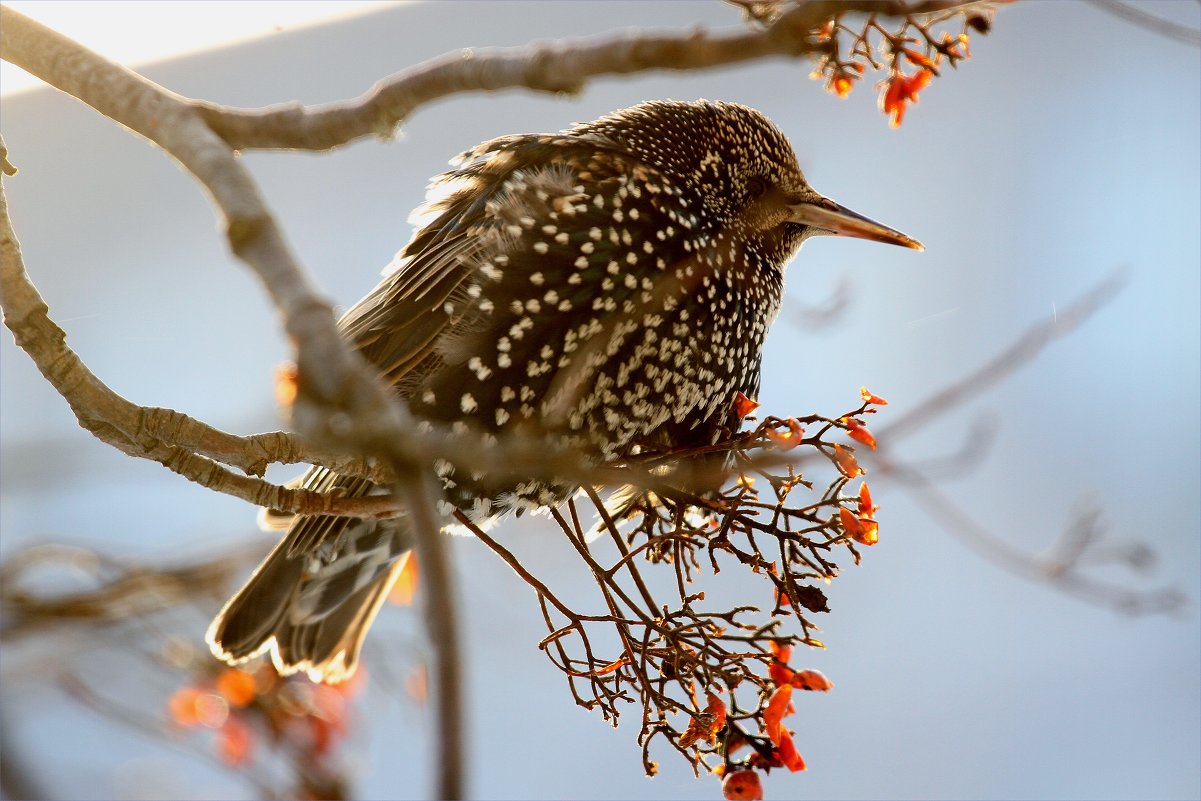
left=207, top=474, right=413, bottom=684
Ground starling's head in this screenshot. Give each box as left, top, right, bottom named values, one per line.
left=573, top=100, right=922, bottom=271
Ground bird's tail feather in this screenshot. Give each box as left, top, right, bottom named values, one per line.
left=207, top=508, right=413, bottom=684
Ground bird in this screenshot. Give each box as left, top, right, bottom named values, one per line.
left=206, top=99, right=922, bottom=683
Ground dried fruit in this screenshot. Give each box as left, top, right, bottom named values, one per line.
left=733, top=391, right=761, bottom=419
left=832, top=444, right=864, bottom=477
left=764, top=684, right=794, bottom=745
left=858, top=482, right=876, bottom=516
left=722, top=770, right=764, bottom=800
left=766, top=418, right=805, bottom=450
left=217, top=717, right=254, bottom=766
left=860, top=386, right=889, bottom=406
left=841, top=417, right=877, bottom=450
left=791, top=669, right=834, bottom=692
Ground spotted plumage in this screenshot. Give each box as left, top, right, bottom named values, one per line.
left=207, top=100, right=921, bottom=682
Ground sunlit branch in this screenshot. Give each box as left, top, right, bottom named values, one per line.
left=191, top=0, right=981, bottom=153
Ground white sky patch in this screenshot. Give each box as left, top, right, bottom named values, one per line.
left=1, top=1, right=400, bottom=97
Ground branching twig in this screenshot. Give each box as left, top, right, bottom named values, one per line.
left=0, top=543, right=262, bottom=642
left=439, top=407, right=882, bottom=781
left=880, top=458, right=1187, bottom=615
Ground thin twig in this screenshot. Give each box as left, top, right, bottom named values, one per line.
left=391, top=463, right=464, bottom=801
left=0, top=6, right=402, bottom=449
left=880, top=272, right=1127, bottom=442
left=879, top=457, right=1187, bottom=615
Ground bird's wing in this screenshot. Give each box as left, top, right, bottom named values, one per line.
left=263, top=142, right=543, bottom=550
left=334, top=134, right=583, bottom=385
left=338, top=206, right=490, bottom=386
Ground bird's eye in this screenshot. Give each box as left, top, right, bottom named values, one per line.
left=746, top=177, right=768, bottom=199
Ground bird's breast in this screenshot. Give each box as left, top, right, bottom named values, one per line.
left=402, top=154, right=784, bottom=514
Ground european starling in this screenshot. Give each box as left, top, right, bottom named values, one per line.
left=207, top=100, right=921, bottom=682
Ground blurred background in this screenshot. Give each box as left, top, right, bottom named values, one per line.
left=1, top=1, right=1198, bottom=799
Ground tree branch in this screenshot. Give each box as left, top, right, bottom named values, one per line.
left=0, top=182, right=400, bottom=516
left=190, top=0, right=975, bottom=152
left=1, top=9, right=463, bottom=796
left=0, top=5, right=399, bottom=449
left=878, top=456, right=1187, bottom=615
left=1, top=2, right=1173, bottom=796
left=1090, top=0, right=1201, bottom=47
left=392, top=464, right=464, bottom=800
left=878, top=272, right=1127, bottom=442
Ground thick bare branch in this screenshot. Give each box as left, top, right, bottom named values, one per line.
left=1, top=10, right=463, bottom=796
left=0, top=183, right=400, bottom=516
left=0, top=5, right=397, bottom=447
left=191, top=0, right=976, bottom=152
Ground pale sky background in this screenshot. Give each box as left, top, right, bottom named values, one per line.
left=1, top=2, right=1198, bottom=800
left=0, top=1, right=389, bottom=95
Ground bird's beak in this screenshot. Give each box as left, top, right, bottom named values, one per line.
left=789, top=196, right=924, bottom=251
